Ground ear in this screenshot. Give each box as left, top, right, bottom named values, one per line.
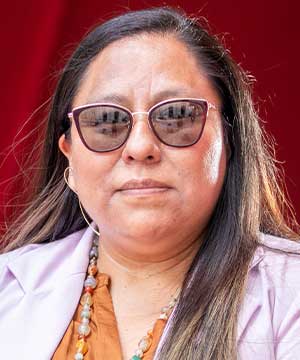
left=58, top=133, right=71, bottom=160
left=59, top=134, right=77, bottom=193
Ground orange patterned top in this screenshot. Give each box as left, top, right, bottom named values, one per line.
left=52, top=273, right=167, bottom=360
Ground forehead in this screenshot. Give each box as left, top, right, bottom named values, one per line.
left=73, top=34, right=220, bottom=108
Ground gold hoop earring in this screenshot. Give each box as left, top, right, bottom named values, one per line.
left=63, top=166, right=100, bottom=237
left=64, top=166, right=76, bottom=193
left=79, top=201, right=100, bottom=236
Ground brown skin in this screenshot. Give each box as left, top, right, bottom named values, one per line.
left=59, top=34, right=227, bottom=357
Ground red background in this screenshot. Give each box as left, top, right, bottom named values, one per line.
left=0, top=0, right=298, bottom=223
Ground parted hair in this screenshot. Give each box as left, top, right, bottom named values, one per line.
left=1, top=7, right=299, bottom=360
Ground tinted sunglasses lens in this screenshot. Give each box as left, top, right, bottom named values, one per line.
left=150, top=100, right=207, bottom=146
left=77, top=106, right=131, bottom=151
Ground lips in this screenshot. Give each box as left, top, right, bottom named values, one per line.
left=118, top=178, right=171, bottom=191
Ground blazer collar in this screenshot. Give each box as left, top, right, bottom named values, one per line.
left=7, top=229, right=299, bottom=295
left=7, top=226, right=95, bottom=294
left=7, top=229, right=284, bottom=294
left=249, top=233, right=300, bottom=271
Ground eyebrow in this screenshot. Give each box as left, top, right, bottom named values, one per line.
left=153, top=88, right=194, bottom=102
left=87, top=94, right=128, bottom=104
left=86, top=87, right=196, bottom=107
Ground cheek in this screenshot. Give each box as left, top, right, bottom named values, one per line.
left=202, top=135, right=226, bottom=185
left=70, top=153, right=118, bottom=223
left=68, top=130, right=117, bottom=197
left=180, top=132, right=227, bottom=210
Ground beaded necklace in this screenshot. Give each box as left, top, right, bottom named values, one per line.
left=74, top=238, right=178, bottom=360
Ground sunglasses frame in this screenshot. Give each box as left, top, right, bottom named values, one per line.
left=67, top=98, right=217, bottom=153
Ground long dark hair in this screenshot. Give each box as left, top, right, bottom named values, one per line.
left=1, top=7, right=298, bottom=359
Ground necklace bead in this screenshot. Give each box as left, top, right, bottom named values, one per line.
left=84, top=276, right=97, bottom=289
left=80, top=309, right=91, bottom=319
left=80, top=293, right=93, bottom=306
left=78, top=323, right=91, bottom=336
left=88, top=264, right=98, bottom=276
left=138, top=334, right=152, bottom=352
left=76, top=338, right=88, bottom=354
left=74, top=353, right=84, bottom=360
left=89, top=247, right=98, bottom=258
left=134, top=348, right=144, bottom=357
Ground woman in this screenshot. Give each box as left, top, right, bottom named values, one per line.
left=0, top=7, right=299, bottom=360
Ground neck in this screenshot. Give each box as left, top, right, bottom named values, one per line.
left=97, top=238, right=200, bottom=317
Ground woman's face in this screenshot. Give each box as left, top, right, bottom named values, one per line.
left=59, top=34, right=228, bottom=260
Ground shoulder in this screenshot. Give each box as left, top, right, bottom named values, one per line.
left=241, top=233, right=300, bottom=349
left=253, top=233, right=300, bottom=286
left=238, top=234, right=300, bottom=357
left=0, top=243, right=43, bottom=271
left=0, top=227, right=94, bottom=291
left=248, top=232, right=300, bottom=293
left=0, top=229, right=84, bottom=268
left=259, top=232, right=300, bottom=255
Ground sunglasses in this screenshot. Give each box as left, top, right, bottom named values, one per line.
left=67, top=98, right=217, bottom=153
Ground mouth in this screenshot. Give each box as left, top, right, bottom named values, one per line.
left=117, top=178, right=172, bottom=195
left=118, top=187, right=170, bottom=196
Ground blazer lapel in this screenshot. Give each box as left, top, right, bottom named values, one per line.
left=2, top=227, right=95, bottom=360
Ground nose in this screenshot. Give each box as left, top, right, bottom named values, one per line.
left=121, top=112, right=162, bottom=164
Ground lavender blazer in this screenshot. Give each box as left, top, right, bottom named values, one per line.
left=0, top=227, right=300, bottom=360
